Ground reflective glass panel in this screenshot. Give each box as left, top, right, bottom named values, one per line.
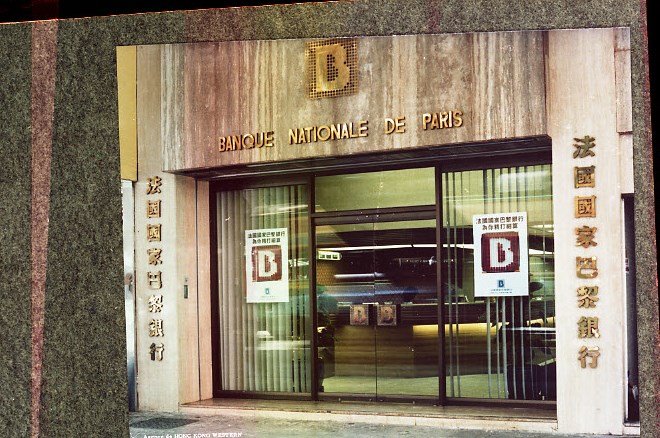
left=315, top=167, right=435, bottom=212
left=316, top=220, right=439, bottom=398
left=442, top=165, right=555, bottom=400
left=216, top=185, right=311, bottom=393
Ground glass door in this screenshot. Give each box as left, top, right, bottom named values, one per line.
left=373, top=220, right=439, bottom=398
left=315, top=219, right=439, bottom=399
left=313, top=166, right=439, bottom=400
left=316, top=222, right=377, bottom=397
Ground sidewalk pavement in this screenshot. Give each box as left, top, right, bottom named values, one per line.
left=129, top=410, right=630, bottom=438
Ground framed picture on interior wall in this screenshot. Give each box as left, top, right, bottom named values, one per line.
left=350, top=304, right=369, bottom=326
left=377, top=304, right=397, bottom=326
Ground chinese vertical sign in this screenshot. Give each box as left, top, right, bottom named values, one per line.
left=472, top=212, right=529, bottom=297
left=146, top=175, right=165, bottom=361
left=245, top=228, right=289, bottom=303
left=572, top=135, right=600, bottom=369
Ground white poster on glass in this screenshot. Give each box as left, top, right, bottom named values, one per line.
left=472, top=212, right=529, bottom=297
left=245, top=228, right=289, bottom=303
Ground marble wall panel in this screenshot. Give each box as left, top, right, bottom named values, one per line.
left=162, top=31, right=546, bottom=172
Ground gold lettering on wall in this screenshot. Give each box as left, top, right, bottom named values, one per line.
left=574, top=165, right=596, bottom=188
left=577, top=286, right=599, bottom=308
left=576, top=256, right=599, bottom=279
left=215, top=111, right=469, bottom=153
left=148, top=295, right=163, bottom=313
left=575, top=225, right=598, bottom=248
left=218, top=131, right=274, bottom=152
left=149, top=343, right=164, bottom=361
left=288, top=121, right=368, bottom=144
left=422, top=111, right=463, bottom=130
left=575, top=196, right=597, bottom=218
left=577, top=316, right=600, bottom=338
left=578, top=346, right=600, bottom=368
left=384, top=117, right=406, bottom=134
left=573, top=135, right=596, bottom=158
left=146, top=176, right=162, bottom=195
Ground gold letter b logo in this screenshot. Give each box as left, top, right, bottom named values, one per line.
left=315, top=44, right=350, bottom=93
left=306, top=38, right=357, bottom=99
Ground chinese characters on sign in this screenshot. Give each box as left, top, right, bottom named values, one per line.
left=148, top=294, right=163, bottom=312
left=472, top=213, right=529, bottom=297
left=149, top=318, right=164, bottom=337
left=148, top=248, right=162, bottom=265
left=578, top=346, right=600, bottom=369
left=575, top=196, right=596, bottom=218
left=573, top=136, right=600, bottom=369
left=147, top=224, right=161, bottom=241
left=147, top=199, right=161, bottom=217
left=575, top=225, right=597, bottom=248
left=574, top=165, right=595, bottom=188
left=147, top=271, right=162, bottom=289
left=146, top=175, right=165, bottom=361
left=577, top=316, right=600, bottom=338
left=245, top=228, right=289, bottom=303
left=149, top=343, right=165, bottom=361
left=146, top=176, right=162, bottom=194
left=576, top=256, right=598, bottom=279
left=573, top=135, right=596, bottom=158
left=577, top=286, right=599, bottom=308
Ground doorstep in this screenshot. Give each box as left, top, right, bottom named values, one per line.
left=181, top=398, right=558, bottom=433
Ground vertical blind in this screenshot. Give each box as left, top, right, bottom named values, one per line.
left=443, top=165, right=555, bottom=400
left=216, top=185, right=311, bottom=393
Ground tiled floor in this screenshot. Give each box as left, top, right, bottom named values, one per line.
left=180, top=397, right=558, bottom=434
left=130, top=409, right=631, bottom=438
left=183, top=397, right=556, bottom=420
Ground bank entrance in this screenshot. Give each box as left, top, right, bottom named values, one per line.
left=210, top=148, right=556, bottom=407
